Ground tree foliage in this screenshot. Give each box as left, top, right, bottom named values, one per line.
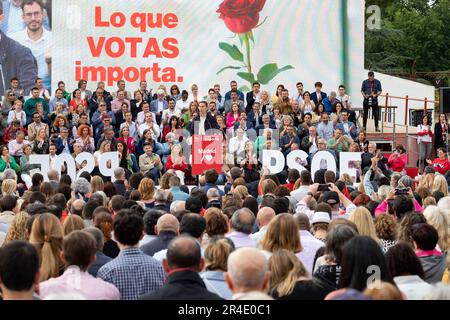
left=365, top=0, right=450, bottom=74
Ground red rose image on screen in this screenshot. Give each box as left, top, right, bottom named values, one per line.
left=191, top=135, right=223, bottom=175
left=216, top=0, right=266, bottom=34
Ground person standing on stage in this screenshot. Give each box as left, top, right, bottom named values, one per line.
left=434, top=113, right=448, bottom=151
left=417, top=114, right=434, bottom=173
left=361, top=71, right=382, bottom=132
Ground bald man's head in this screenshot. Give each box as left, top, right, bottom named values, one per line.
left=164, top=235, right=203, bottom=272
left=257, top=207, right=275, bottom=228
left=47, top=169, right=59, bottom=181
left=225, top=247, right=269, bottom=293
left=70, top=199, right=85, bottom=216
left=294, top=213, right=310, bottom=231
left=156, top=214, right=180, bottom=234
left=230, top=208, right=255, bottom=234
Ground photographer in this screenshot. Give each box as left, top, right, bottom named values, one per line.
left=361, top=71, right=382, bottom=132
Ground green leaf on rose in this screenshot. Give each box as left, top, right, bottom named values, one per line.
left=216, top=66, right=243, bottom=75
left=219, top=42, right=244, bottom=62
left=239, top=85, right=251, bottom=92
left=237, top=72, right=256, bottom=84
left=256, top=63, right=295, bottom=85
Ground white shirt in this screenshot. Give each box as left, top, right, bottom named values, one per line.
left=137, top=111, right=156, bottom=125
left=309, top=135, right=318, bottom=154
left=49, top=154, right=59, bottom=170
left=175, top=99, right=189, bottom=114
left=7, top=110, right=26, bottom=126
left=11, top=28, right=52, bottom=88
left=228, top=135, right=249, bottom=159
left=161, top=108, right=180, bottom=127
left=394, top=275, right=432, bottom=300
left=199, top=116, right=207, bottom=135
left=139, top=122, right=160, bottom=139
left=337, top=94, right=351, bottom=108
left=8, top=139, right=30, bottom=157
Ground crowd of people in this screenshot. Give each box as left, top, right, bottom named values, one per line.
left=0, top=71, right=449, bottom=300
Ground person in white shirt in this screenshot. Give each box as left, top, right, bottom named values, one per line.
left=291, top=82, right=304, bottom=104
left=8, top=130, right=29, bottom=158
left=228, top=128, right=249, bottom=163
left=137, top=101, right=156, bottom=125
left=250, top=207, right=275, bottom=246
left=48, top=144, right=59, bottom=171
left=161, top=98, right=180, bottom=128
left=7, top=99, right=26, bottom=126
left=139, top=112, right=160, bottom=140
left=175, top=90, right=189, bottom=114
left=337, top=84, right=351, bottom=109
left=11, top=1, right=52, bottom=91
left=417, top=114, right=433, bottom=173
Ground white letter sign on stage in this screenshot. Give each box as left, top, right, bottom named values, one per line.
left=286, top=150, right=309, bottom=172
left=310, top=151, right=337, bottom=177
left=29, top=152, right=119, bottom=181
left=339, top=152, right=363, bottom=180
left=262, top=150, right=285, bottom=174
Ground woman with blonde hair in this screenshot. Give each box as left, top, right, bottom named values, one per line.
left=261, top=214, right=303, bottom=259
left=63, top=214, right=85, bottom=236
left=29, top=213, right=64, bottom=281
left=232, top=185, right=249, bottom=201
left=159, top=171, right=176, bottom=190
left=269, top=249, right=334, bottom=300
left=350, top=207, right=379, bottom=243
left=423, top=205, right=450, bottom=252
left=200, top=236, right=235, bottom=299
left=138, top=177, right=155, bottom=208
left=432, top=175, right=449, bottom=197
left=91, top=175, right=105, bottom=194
left=166, top=144, right=188, bottom=184
left=2, top=211, right=30, bottom=246
left=1, top=179, right=17, bottom=196
left=262, top=179, right=277, bottom=197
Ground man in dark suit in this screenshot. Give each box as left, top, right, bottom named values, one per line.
left=188, top=101, right=220, bottom=135
left=310, top=81, right=327, bottom=106
left=247, top=102, right=263, bottom=129
left=140, top=236, right=223, bottom=300
left=141, top=214, right=179, bottom=257
left=245, top=81, right=261, bottom=113
left=0, top=22, right=37, bottom=96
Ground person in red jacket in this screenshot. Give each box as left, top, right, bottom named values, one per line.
left=166, top=144, right=188, bottom=183
left=427, top=148, right=450, bottom=175
left=387, top=144, right=408, bottom=173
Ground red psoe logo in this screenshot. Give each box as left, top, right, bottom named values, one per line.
left=192, top=135, right=223, bottom=175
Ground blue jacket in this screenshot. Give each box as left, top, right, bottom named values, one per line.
left=335, top=121, right=358, bottom=139
left=88, top=251, right=112, bottom=277
left=310, top=91, right=327, bottom=105
left=201, top=183, right=225, bottom=197
left=170, top=186, right=189, bottom=201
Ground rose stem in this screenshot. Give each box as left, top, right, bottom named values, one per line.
left=244, top=32, right=252, bottom=75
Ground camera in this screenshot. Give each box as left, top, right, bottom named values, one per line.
left=395, top=187, right=409, bottom=196
left=318, top=184, right=331, bottom=192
